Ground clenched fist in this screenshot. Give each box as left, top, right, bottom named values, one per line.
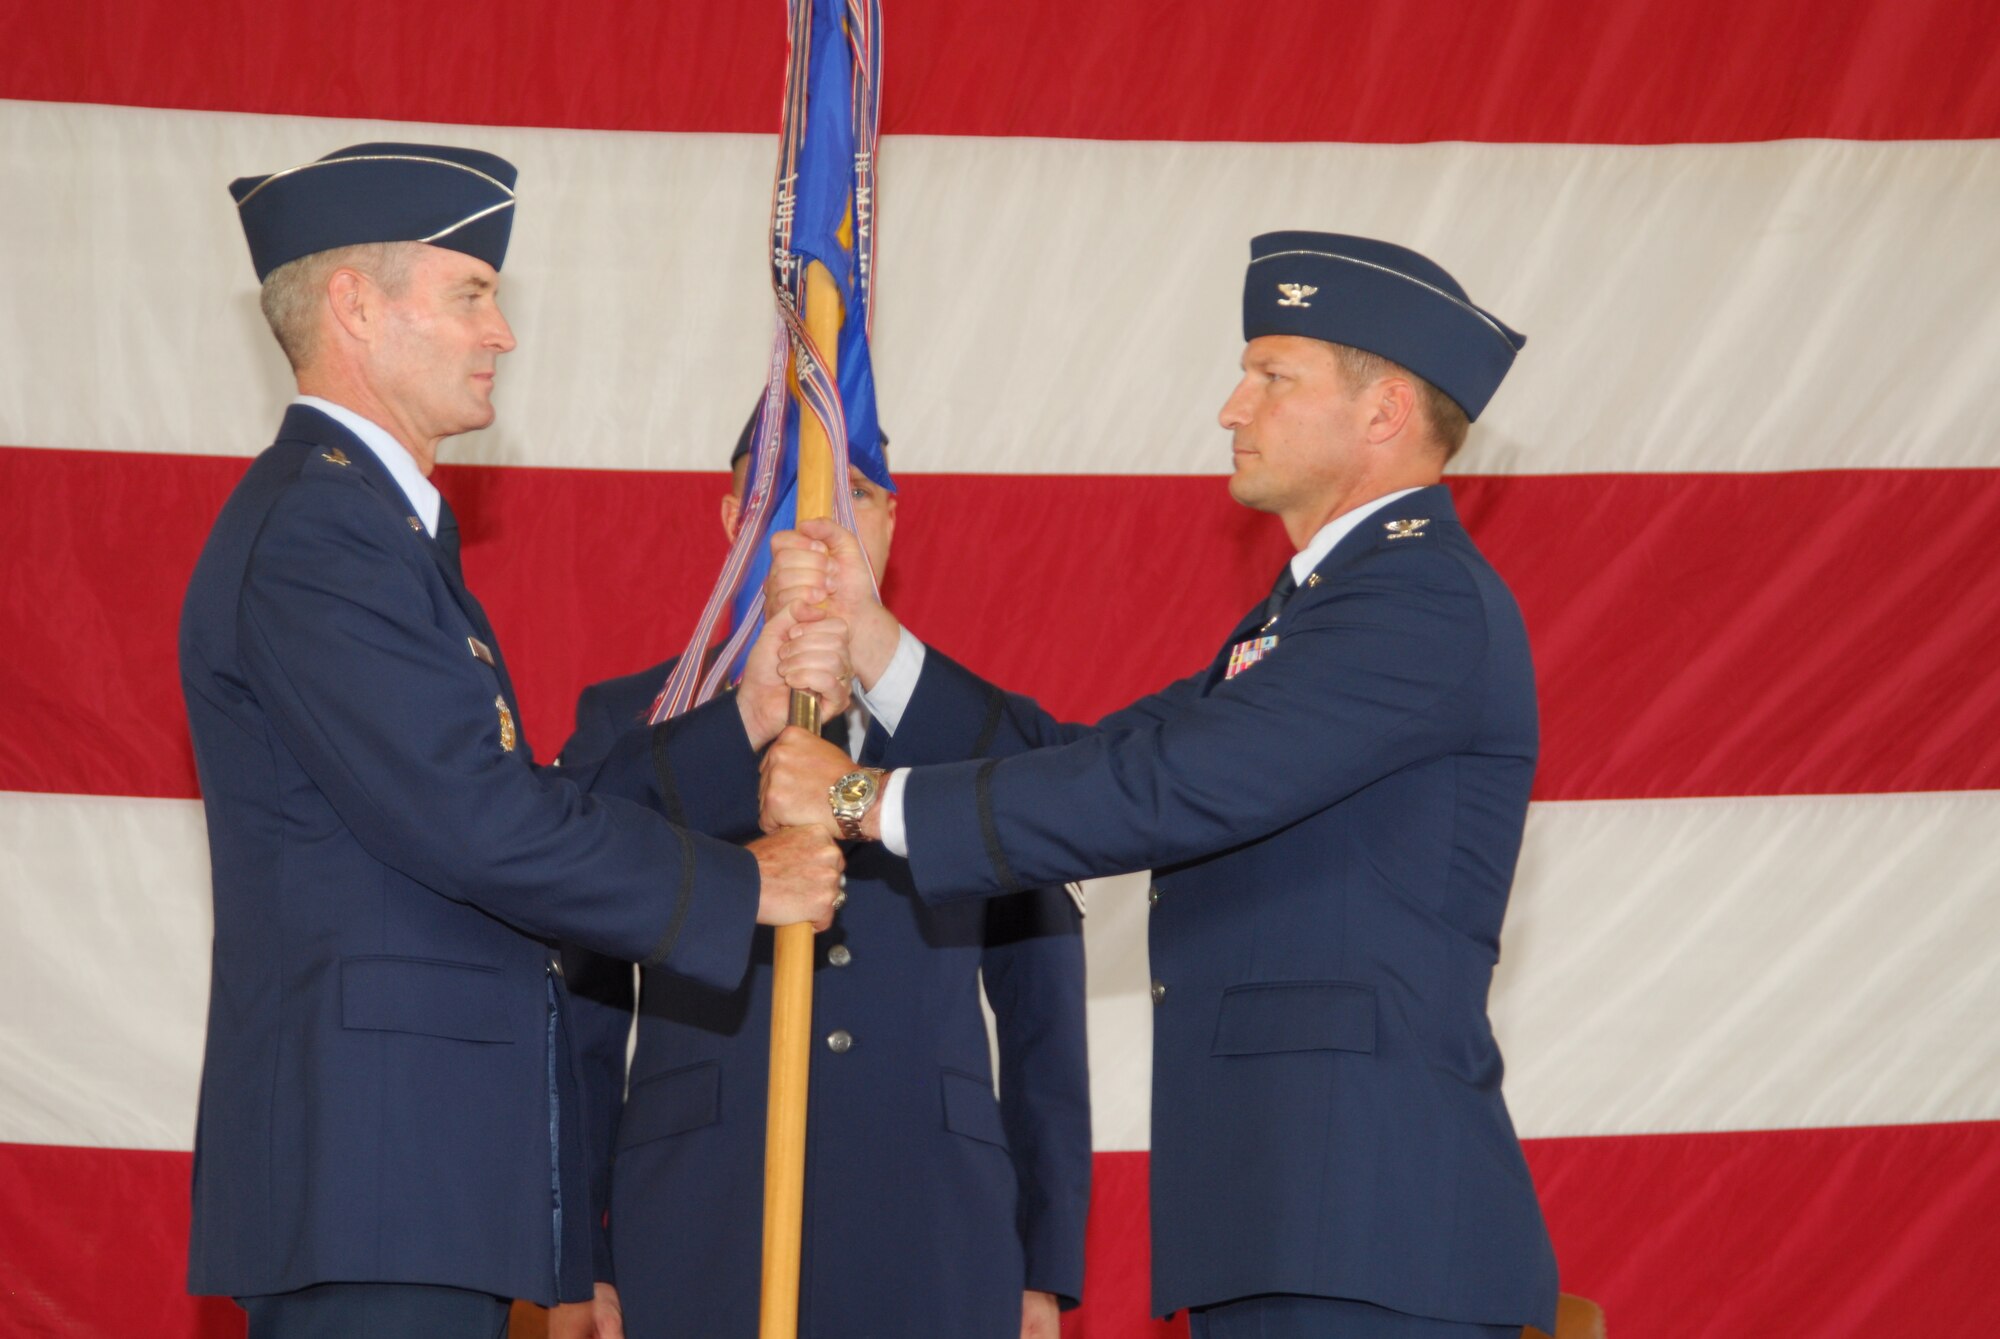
left=735, top=600, right=854, bottom=749
left=759, top=725, right=857, bottom=838
left=765, top=520, right=902, bottom=689
left=748, top=824, right=846, bottom=931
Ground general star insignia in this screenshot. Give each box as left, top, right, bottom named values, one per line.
left=495, top=696, right=517, bottom=752
left=320, top=447, right=351, bottom=466
left=1276, top=283, right=1318, bottom=308
left=1384, top=518, right=1430, bottom=540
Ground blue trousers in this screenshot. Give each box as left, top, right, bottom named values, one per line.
left=237, top=1282, right=512, bottom=1339
left=1189, top=1294, right=1520, bottom=1339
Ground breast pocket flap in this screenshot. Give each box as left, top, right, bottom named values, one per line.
left=1211, top=981, right=1376, bottom=1056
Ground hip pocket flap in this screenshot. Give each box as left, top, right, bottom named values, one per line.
left=341, top=955, right=511, bottom=1044
left=940, top=1069, right=1008, bottom=1148
left=619, top=1061, right=722, bottom=1149
left=1211, top=981, right=1376, bottom=1056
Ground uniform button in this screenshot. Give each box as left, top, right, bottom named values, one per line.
left=1148, top=883, right=1160, bottom=907
left=1150, top=980, right=1167, bottom=1004
left=550, top=958, right=564, bottom=978
left=827, top=944, right=852, bottom=967
left=826, top=1029, right=854, bottom=1053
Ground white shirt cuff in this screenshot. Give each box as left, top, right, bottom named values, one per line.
left=878, top=768, right=910, bottom=857
left=854, top=628, right=925, bottom=736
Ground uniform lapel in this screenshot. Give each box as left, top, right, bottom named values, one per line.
left=1199, top=485, right=1460, bottom=694
left=430, top=496, right=526, bottom=715
left=279, top=404, right=528, bottom=727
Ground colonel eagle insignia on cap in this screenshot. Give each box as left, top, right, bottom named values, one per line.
left=1244, top=232, right=1527, bottom=421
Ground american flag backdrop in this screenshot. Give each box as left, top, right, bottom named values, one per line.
left=2, top=3, right=1998, bottom=1335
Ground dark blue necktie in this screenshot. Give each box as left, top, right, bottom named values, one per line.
left=435, top=496, right=465, bottom=586
left=1262, top=564, right=1299, bottom=627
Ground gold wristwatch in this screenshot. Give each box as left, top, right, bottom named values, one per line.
left=828, top=768, right=886, bottom=841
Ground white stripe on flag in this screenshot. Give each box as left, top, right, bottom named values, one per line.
left=8, top=788, right=1996, bottom=1154
left=1495, top=791, right=2000, bottom=1139
left=2, top=100, right=1996, bottom=476
left=0, top=792, right=212, bottom=1153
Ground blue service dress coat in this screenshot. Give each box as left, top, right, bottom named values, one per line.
left=889, top=485, right=1559, bottom=1332
left=178, top=404, right=762, bottom=1306
left=557, top=657, right=1091, bottom=1339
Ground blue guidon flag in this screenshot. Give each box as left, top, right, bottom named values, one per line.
left=651, top=0, right=891, bottom=721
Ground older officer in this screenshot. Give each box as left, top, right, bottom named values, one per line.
left=760, top=232, right=1559, bottom=1338
left=182, top=143, right=845, bottom=1339
left=554, top=416, right=1090, bottom=1339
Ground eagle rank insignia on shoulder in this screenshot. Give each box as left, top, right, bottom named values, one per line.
left=320, top=447, right=351, bottom=466
left=1384, top=517, right=1429, bottom=540
left=1276, top=283, right=1317, bottom=308
left=495, top=696, right=517, bottom=752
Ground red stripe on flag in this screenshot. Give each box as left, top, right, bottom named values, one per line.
left=4, top=448, right=1997, bottom=802
left=3, top=0, right=1996, bottom=143
left=0, top=1142, right=242, bottom=1339
left=1522, top=1121, right=2000, bottom=1334
left=8, top=1123, right=1997, bottom=1337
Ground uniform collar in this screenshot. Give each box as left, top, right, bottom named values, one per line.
left=1289, top=486, right=1427, bottom=585
left=292, top=395, right=441, bottom=537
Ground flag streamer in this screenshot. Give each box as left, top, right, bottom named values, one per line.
left=651, top=0, right=886, bottom=726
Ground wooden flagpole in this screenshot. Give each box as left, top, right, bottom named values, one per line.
left=759, top=257, right=842, bottom=1339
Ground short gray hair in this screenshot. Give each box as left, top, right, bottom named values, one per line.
left=258, top=242, right=417, bottom=371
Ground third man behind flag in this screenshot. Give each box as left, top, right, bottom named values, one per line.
left=554, top=414, right=1090, bottom=1339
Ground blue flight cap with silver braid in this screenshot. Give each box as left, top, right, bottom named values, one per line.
left=1243, top=231, right=1525, bottom=421
left=230, top=142, right=518, bottom=281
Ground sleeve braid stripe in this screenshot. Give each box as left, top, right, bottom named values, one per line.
left=970, top=685, right=1004, bottom=757
left=642, top=826, right=698, bottom=969
left=973, top=757, right=1024, bottom=896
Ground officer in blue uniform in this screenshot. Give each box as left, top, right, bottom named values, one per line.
left=555, top=418, right=1091, bottom=1339
left=759, top=233, right=1560, bottom=1338
left=182, top=143, right=845, bottom=1339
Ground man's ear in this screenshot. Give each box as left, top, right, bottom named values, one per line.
left=719, top=490, right=742, bottom=542
left=325, top=267, right=373, bottom=345
left=1364, top=376, right=1417, bottom=445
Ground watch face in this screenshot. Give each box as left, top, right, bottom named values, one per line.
left=836, top=773, right=874, bottom=806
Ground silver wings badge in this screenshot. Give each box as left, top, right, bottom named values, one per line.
left=1276, top=283, right=1317, bottom=307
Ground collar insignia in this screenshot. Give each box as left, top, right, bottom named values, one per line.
left=320, top=447, right=351, bottom=466
left=468, top=636, right=495, bottom=666
left=1276, top=283, right=1317, bottom=308
left=1384, top=518, right=1429, bottom=541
